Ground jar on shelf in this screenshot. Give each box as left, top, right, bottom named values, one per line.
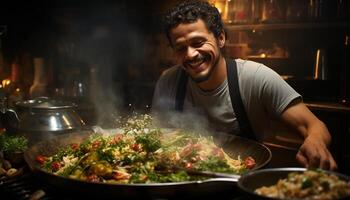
left=251, top=0, right=263, bottom=23
left=6, top=59, right=24, bottom=108
left=286, top=0, right=308, bottom=22
left=29, top=57, right=47, bottom=98
left=225, top=0, right=252, bottom=24
left=261, top=0, right=286, bottom=23
left=308, top=0, right=338, bottom=21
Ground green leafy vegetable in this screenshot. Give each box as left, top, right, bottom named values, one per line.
left=0, top=134, right=28, bottom=153
left=195, top=156, right=235, bottom=173
left=135, top=131, right=161, bottom=152
left=301, top=177, right=313, bottom=189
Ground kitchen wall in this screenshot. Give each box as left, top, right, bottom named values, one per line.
left=0, top=0, right=177, bottom=125
left=1, top=0, right=350, bottom=122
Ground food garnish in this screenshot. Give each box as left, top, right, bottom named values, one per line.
left=37, top=114, right=255, bottom=183
left=0, top=134, right=28, bottom=153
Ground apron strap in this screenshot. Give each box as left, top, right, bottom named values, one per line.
left=175, top=68, right=188, bottom=112
left=175, top=59, right=256, bottom=140
left=226, top=58, right=256, bottom=140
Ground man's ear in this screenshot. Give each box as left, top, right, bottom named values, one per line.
left=218, top=30, right=226, bottom=48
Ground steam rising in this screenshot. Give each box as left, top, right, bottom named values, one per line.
left=50, top=2, right=148, bottom=127
left=152, top=108, right=215, bottom=137
left=49, top=2, right=218, bottom=134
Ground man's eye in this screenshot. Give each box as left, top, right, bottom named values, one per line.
left=174, top=46, right=186, bottom=53
left=192, top=41, right=204, bottom=48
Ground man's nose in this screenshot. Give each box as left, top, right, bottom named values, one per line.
left=185, top=46, right=198, bottom=60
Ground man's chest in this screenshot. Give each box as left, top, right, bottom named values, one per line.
left=183, top=86, right=240, bottom=133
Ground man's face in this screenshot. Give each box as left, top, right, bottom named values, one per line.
left=169, top=19, right=225, bottom=83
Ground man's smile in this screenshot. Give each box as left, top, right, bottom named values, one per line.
left=184, top=55, right=207, bottom=73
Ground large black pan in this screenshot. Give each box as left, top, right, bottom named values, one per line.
left=238, top=167, right=350, bottom=200
left=24, top=130, right=271, bottom=199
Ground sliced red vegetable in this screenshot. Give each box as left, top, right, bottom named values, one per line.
left=87, top=174, right=100, bottom=182
left=185, top=162, right=193, bottom=169
left=36, top=155, right=47, bottom=165
left=131, top=143, right=141, bottom=152
left=110, top=134, right=123, bottom=144
left=70, top=143, right=79, bottom=150
left=180, top=142, right=201, bottom=158
left=51, top=161, right=61, bottom=171
left=244, top=156, right=256, bottom=169
left=211, top=147, right=225, bottom=159
left=112, top=171, right=130, bottom=180
left=91, top=140, right=101, bottom=150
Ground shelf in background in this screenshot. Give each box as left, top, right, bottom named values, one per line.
left=246, top=55, right=289, bottom=59
left=225, top=21, right=350, bottom=31
left=305, top=101, right=350, bottom=114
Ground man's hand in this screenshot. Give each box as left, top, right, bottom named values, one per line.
left=296, top=135, right=337, bottom=170
left=281, top=100, right=338, bottom=171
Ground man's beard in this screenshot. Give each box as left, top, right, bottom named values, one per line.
left=186, top=53, right=221, bottom=83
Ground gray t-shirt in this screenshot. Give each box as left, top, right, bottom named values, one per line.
left=151, top=59, right=301, bottom=141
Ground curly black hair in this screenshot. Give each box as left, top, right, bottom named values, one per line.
left=164, top=0, right=224, bottom=46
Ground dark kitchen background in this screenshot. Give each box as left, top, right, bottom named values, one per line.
left=0, top=0, right=180, bottom=126
left=1, top=0, right=350, bottom=174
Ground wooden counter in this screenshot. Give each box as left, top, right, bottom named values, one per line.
left=305, top=101, right=350, bottom=114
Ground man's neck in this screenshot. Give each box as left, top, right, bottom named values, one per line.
left=198, top=57, right=227, bottom=91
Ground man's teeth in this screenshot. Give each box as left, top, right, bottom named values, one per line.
left=188, top=60, right=204, bottom=67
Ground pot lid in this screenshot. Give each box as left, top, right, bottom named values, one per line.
left=16, top=97, right=76, bottom=110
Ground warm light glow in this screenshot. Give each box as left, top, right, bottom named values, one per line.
left=15, top=88, right=20, bottom=92
left=260, top=53, right=267, bottom=58
left=214, top=0, right=228, bottom=20
left=314, top=49, right=321, bottom=79
left=62, top=115, right=71, bottom=127
left=214, top=1, right=223, bottom=14
left=2, top=79, right=11, bottom=87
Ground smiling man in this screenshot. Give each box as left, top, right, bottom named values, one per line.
left=170, top=18, right=225, bottom=88
left=151, top=0, right=337, bottom=170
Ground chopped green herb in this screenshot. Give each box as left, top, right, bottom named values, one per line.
left=0, top=134, right=28, bottom=153
left=301, top=177, right=313, bottom=189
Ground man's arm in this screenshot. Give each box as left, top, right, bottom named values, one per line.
left=280, top=100, right=337, bottom=170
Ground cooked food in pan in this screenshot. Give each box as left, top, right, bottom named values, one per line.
left=255, top=169, right=350, bottom=200
left=35, top=115, right=255, bottom=183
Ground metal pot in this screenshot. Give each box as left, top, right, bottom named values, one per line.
left=1, top=97, right=86, bottom=144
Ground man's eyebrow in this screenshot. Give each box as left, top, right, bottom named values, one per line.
left=189, top=35, right=206, bottom=41
left=174, top=36, right=206, bottom=45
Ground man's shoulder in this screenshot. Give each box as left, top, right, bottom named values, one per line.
left=234, top=58, right=278, bottom=77
left=235, top=58, right=264, bottom=71
left=160, top=64, right=182, bottom=78
left=156, top=64, right=182, bottom=87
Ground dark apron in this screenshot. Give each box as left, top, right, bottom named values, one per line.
left=175, top=58, right=256, bottom=140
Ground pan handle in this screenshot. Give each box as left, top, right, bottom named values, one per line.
left=185, top=169, right=241, bottom=180
left=196, top=176, right=240, bottom=183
